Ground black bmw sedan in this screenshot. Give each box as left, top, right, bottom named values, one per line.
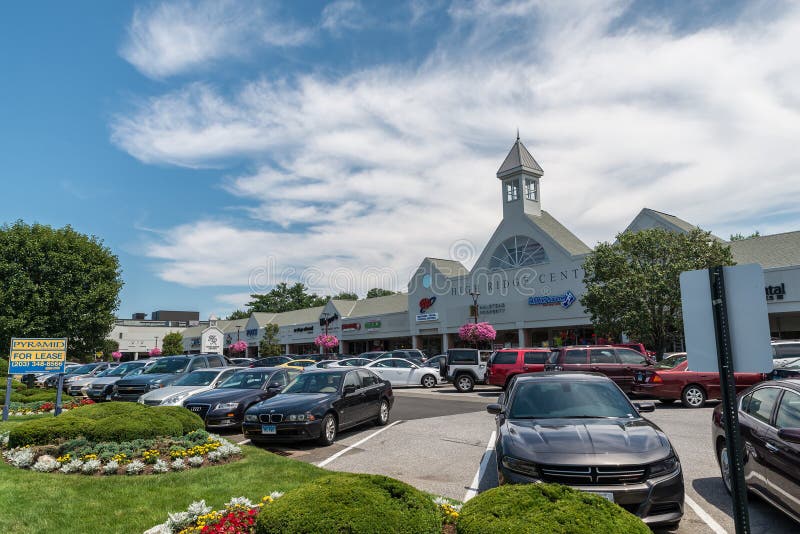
left=243, top=368, right=393, bottom=446
left=184, top=367, right=291, bottom=429
left=488, top=372, right=683, bottom=529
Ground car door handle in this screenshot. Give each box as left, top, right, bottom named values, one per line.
left=765, top=443, right=779, bottom=453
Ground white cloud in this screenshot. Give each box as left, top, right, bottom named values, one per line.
left=321, top=0, right=367, bottom=34
left=120, top=0, right=312, bottom=78
left=116, top=0, right=800, bottom=292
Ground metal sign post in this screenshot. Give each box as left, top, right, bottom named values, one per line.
left=708, top=266, right=750, bottom=534
left=54, top=374, right=65, bottom=417
left=2, top=376, right=12, bottom=422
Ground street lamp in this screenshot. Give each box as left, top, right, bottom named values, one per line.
left=321, top=312, right=330, bottom=335
left=236, top=326, right=241, bottom=342
left=469, top=291, right=481, bottom=324
left=154, top=336, right=159, bottom=349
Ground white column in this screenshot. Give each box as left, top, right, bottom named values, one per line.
left=518, top=328, right=525, bottom=348
left=412, top=335, right=420, bottom=349
left=442, top=333, right=449, bottom=351
left=339, top=340, right=345, bottom=354
left=284, top=344, right=290, bottom=354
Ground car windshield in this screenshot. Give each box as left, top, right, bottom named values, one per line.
left=283, top=373, right=342, bottom=394
left=144, top=358, right=188, bottom=374
left=218, top=371, right=270, bottom=389
left=172, top=371, right=218, bottom=386
left=104, top=363, right=139, bottom=376
left=509, top=380, right=637, bottom=419
left=655, top=353, right=687, bottom=369
left=69, top=364, right=97, bottom=374
left=94, top=367, right=117, bottom=377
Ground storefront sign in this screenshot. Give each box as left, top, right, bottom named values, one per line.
left=7, top=338, right=67, bottom=374
left=451, top=269, right=584, bottom=295
left=528, top=290, right=576, bottom=309
left=365, top=321, right=381, bottom=330
left=319, top=313, right=339, bottom=327
left=766, top=283, right=786, bottom=302
left=246, top=328, right=258, bottom=337
left=470, top=303, right=506, bottom=316
left=293, top=325, right=314, bottom=333
left=416, top=313, right=439, bottom=322
left=342, top=323, right=361, bottom=332
left=419, top=296, right=437, bottom=313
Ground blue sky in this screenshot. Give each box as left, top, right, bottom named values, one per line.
left=2, top=0, right=799, bottom=320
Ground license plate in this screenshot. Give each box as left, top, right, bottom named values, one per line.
left=261, top=424, right=276, bottom=434
left=105, top=394, right=111, bottom=401
left=585, top=491, right=614, bottom=503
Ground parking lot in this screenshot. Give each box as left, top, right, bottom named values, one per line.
left=223, top=385, right=797, bottom=534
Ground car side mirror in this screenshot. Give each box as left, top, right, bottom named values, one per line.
left=267, top=382, right=283, bottom=393
left=635, top=402, right=656, bottom=413
left=486, top=403, right=504, bottom=415
left=343, top=384, right=357, bottom=395
left=778, top=428, right=800, bottom=444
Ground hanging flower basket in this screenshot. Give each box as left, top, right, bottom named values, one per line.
left=148, top=347, right=162, bottom=357
left=314, top=334, right=339, bottom=350
left=111, top=351, right=122, bottom=361
left=458, top=322, right=497, bottom=343
left=229, top=340, right=248, bottom=354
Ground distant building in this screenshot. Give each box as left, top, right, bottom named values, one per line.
left=151, top=310, right=200, bottom=322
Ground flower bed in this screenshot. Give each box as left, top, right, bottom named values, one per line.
left=2, top=429, right=242, bottom=475
left=3, top=397, right=94, bottom=416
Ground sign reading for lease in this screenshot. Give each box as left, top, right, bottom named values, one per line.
left=8, top=338, right=67, bottom=374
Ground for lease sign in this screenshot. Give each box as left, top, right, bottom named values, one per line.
left=8, top=338, right=67, bottom=374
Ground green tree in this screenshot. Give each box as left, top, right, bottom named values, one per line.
left=366, top=288, right=397, bottom=298
left=247, top=282, right=328, bottom=313
left=161, top=332, right=184, bottom=356
left=0, top=221, right=123, bottom=361
left=101, top=339, right=119, bottom=360
left=581, top=228, right=734, bottom=359
left=729, top=230, right=760, bottom=241
left=259, top=323, right=282, bottom=356
left=331, top=292, right=358, bottom=300
left=226, top=309, right=250, bottom=320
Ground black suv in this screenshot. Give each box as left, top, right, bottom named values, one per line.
left=442, top=348, right=487, bottom=392
left=112, top=354, right=227, bottom=402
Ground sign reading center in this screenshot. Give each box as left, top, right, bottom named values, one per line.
left=8, top=338, right=68, bottom=374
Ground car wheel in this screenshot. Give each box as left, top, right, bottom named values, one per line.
left=681, top=385, right=707, bottom=408
left=455, top=374, right=474, bottom=393
left=718, top=442, right=732, bottom=495
left=317, top=413, right=337, bottom=446
left=375, top=399, right=390, bottom=426
left=421, top=374, right=437, bottom=388
left=657, top=398, right=677, bottom=404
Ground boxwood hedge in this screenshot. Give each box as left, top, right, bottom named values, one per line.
left=256, top=473, right=441, bottom=534
left=7, top=402, right=204, bottom=447
left=456, top=483, right=650, bottom=534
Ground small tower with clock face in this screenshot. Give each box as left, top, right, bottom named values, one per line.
left=497, top=133, right=543, bottom=219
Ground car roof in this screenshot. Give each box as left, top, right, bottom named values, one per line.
left=234, top=366, right=281, bottom=372
left=514, top=372, right=612, bottom=382
left=554, top=345, right=616, bottom=349
left=762, top=378, right=800, bottom=389
left=301, top=368, right=355, bottom=375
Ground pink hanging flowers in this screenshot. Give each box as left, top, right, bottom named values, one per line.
left=148, top=347, right=162, bottom=357
left=458, top=322, right=497, bottom=343
left=229, top=340, right=248, bottom=353
left=314, top=334, right=339, bottom=350
left=111, top=351, right=122, bottom=360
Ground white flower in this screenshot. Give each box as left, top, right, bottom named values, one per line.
left=207, top=451, right=221, bottom=462
left=82, top=459, right=102, bottom=473
left=142, top=523, right=171, bottom=534
left=31, top=455, right=59, bottom=472
left=165, top=511, right=191, bottom=531
left=60, top=459, right=84, bottom=473
left=171, top=458, right=186, bottom=470
left=0, top=431, right=9, bottom=449
left=187, top=456, right=204, bottom=468
left=269, top=491, right=284, bottom=500
left=225, top=496, right=254, bottom=508
left=217, top=444, right=241, bottom=459
left=126, top=460, right=146, bottom=474
left=3, top=448, right=35, bottom=468
left=152, top=459, right=169, bottom=473
left=103, top=460, right=119, bottom=474
left=186, top=499, right=212, bottom=519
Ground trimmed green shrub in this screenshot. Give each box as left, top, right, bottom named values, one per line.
left=456, top=483, right=650, bottom=534
left=7, top=402, right=203, bottom=447
left=0, top=358, right=8, bottom=377
left=0, top=388, right=72, bottom=403
left=152, top=405, right=204, bottom=434
left=256, top=473, right=441, bottom=534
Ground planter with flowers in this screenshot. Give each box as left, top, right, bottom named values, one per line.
left=112, top=351, right=123, bottom=361
left=149, top=347, right=162, bottom=357
left=458, top=322, right=497, bottom=346
left=313, top=334, right=338, bottom=353
left=5, top=397, right=94, bottom=416
left=228, top=340, right=248, bottom=355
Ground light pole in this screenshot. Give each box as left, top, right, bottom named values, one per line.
left=154, top=336, right=159, bottom=350
left=469, top=291, right=480, bottom=324
left=320, top=312, right=330, bottom=355
left=236, top=326, right=241, bottom=342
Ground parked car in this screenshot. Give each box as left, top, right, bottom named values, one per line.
left=771, top=358, right=800, bottom=380
left=357, top=351, right=387, bottom=360
left=772, top=341, right=800, bottom=368
left=632, top=360, right=766, bottom=408
left=112, top=354, right=227, bottom=401
left=652, top=353, right=688, bottom=370
left=184, top=367, right=292, bottom=429
left=229, top=357, right=255, bottom=366
left=249, top=356, right=293, bottom=368
left=712, top=379, right=800, bottom=523
left=364, top=358, right=440, bottom=388
left=380, top=350, right=427, bottom=365
left=612, top=343, right=656, bottom=357
left=488, top=373, right=683, bottom=529
left=442, top=348, right=487, bottom=392
left=60, top=362, right=116, bottom=391
left=421, top=355, right=446, bottom=370
left=544, top=345, right=655, bottom=393
left=67, top=364, right=121, bottom=397
left=279, top=359, right=318, bottom=370
left=329, top=358, right=371, bottom=368
left=138, top=367, right=241, bottom=406
left=310, top=360, right=340, bottom=369
left=486, top=348, right=552, bottom=389
left=243, top=368, right=393, bottom=446
left=86, top=361, right=151, bottom=401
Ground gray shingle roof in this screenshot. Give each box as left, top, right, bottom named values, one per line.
left=527, top=211, right=592, bottom=256
left=347, top=293, right=408, bottom=318
left=272, top=306, right=326, bottom=326
left=330, top=299, right=358, bottom=316
left=427, top=258, right=470, bottom=278
left=729, top=231, right=800, bottom=268
left=220, top=318, right=249, bottom=334
left=497, top=137, right=543, bottom=178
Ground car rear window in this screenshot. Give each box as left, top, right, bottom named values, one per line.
left=492, top=352, right=518, bottom=365
left=563, top=350, right=587, bottom=364
left=449, top=350, right=478, bottom=364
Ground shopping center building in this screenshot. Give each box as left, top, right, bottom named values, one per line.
left=112, top=137, right=800, bottom=358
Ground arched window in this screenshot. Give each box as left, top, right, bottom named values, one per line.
left=489, top=236, right=548, bottom=270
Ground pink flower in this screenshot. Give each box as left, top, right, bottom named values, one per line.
left=314, top=334, right=339, bottom=349
left=148, top=347, right=162, bottom=356
left=458, top=322, right=497, bottom=342
left=229, top=340, right=248, bottom=353
left=111, top=351, right=122, bottom=360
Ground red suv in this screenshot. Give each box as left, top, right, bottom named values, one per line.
left=486, top=348, right=552, bottom=389
left=544, top=345, right=655, bottom=393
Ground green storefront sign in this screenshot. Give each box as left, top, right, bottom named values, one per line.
left=365, top=321, right=381, bottom=330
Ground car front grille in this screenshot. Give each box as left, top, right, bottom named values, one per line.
left=185, top=404, right=210, bottom=419
left=142, top=399, right=162, bottom=406
left=539, top=465, right=646, bottom=485
left=259, top=414, right=283, bottom=423
left=116, top=385, right=147, bottom=395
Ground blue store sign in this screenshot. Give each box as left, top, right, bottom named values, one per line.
left=528, top=290, right=576, bottom=309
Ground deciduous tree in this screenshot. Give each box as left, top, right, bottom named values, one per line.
left=161, top=332, right=184, bottom=356
left=259, top=323, right=282, bottom=356
left=247, top=283, right=328, bottom=313
left=366, top=288, right=397, bottom=298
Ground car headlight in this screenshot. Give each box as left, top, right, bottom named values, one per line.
left=244, top=414, right=259, bottom=422
left=112, top=384, right=119, bottom=393
left=147, top=382, right=164, bottom=391
left=648, top=455, right=679, bottom=478
left=285, top=413, right=316, bottom=422
left=162, top=392, right=191, bottom=405
left=215, top=402, right=239, bottom=410
left=501, top=456, right=540, bottom=478
left=137, top=397, right=145, bottom=404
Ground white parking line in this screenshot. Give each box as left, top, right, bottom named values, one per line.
left=685, top=494, right=728, bottom=534
left=316, top=421, right=402, bottom=468
left=463, top=430, right=496, bottom=502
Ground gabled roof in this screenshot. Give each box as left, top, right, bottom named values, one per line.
left=427, top=257, right=469, bottom=278
left=626, top=208, right=724, bottom=241
left=347, top=293, right=408, bottom=318
left=273, top=306, right=326, bottom=327
left=220, top=318, right=249, bottom=334
left=180, top=324, right=222, bottom=339
left=729, top=231, right=800, bottom=269
left=527, top=211, right=592, bottom=256
left=330, top=299, right=358, bottom=317
left=251, top=312, right=278, bottom=327
left=497, top=136, right=543, bottom=179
